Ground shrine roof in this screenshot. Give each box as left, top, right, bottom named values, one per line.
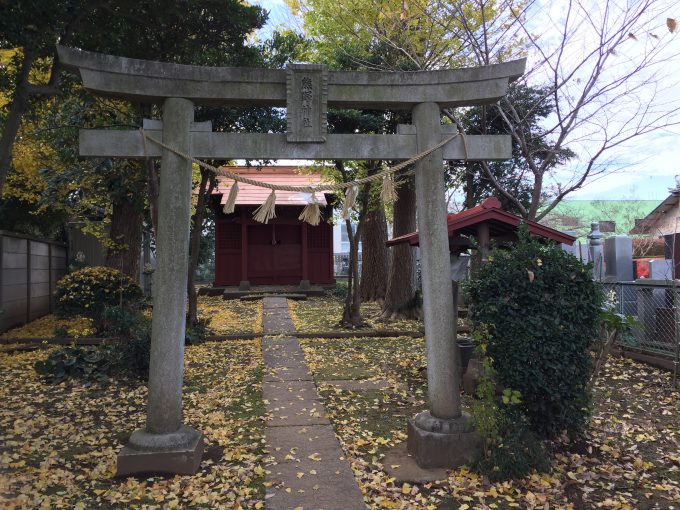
left=386, top=197, right=576, bottom=247
left=212, top=166, right=330, bottom=206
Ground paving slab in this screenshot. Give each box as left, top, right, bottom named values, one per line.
left=320, top=379, right=393, bottom=391
left=263, top=353, right=308, bottom=370
left=264, top=365, right=313, bottom=382
left=262, top=337, right=305, bottom=360
left=263, top=305, right=297, bottom=334
left=260, top=299, right=366, bottom=510
left=263, top=381, right=330, bottom=427
left=382, top=441, right=448, bottom=483
left=265, top=424, right=366, bottom=510
left=262, top=337, right=312, bottom=381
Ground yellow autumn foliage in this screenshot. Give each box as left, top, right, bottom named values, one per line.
left=1, top=48, right=65, bottom=206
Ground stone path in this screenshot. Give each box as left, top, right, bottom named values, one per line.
left=261, top=297, right=366, bottom=510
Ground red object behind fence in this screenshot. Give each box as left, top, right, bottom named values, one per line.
left=633, top=258, right=661, bottom=279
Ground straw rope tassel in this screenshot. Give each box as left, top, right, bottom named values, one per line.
left=380, top=175, right=398, bottom=204
left=222, top=180, right=239, bottom=214
left=253, top=189, right=277, bottom=223
left=341, top=185, right=358, bottom=220
left=298, top=193, right=322, bottom=226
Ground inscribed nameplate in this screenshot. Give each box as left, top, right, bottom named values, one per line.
left=286, top=64, right=328, bottom=143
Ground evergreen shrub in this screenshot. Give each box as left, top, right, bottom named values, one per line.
left=185, top=318, right=211, bottom=345
left=55, top=266, right=143, bottom=322
left=465, top=227, right=602, bottom=439
left=470, top=359, right=551, bottom=480
left=330, top=280, right=348, bottom=299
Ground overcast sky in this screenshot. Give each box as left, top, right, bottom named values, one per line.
left=252, top=0, right=679, bottom=202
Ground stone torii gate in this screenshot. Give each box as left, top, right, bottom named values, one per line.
left=57, top=46, right=525, bottom=475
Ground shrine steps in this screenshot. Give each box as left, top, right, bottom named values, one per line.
left=198, top=284, right=328, bottom=300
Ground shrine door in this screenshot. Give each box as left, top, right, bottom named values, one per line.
left=247, top=223, right=303, bottom=284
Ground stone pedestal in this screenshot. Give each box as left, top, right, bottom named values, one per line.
left=117, top=426, right=203, bottom=476
left=239, top=280, right=251, bottom=291
left=407, top=412, right=481, bottom=469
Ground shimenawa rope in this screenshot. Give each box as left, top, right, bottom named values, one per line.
left=139, top=127, right=468, bottom=224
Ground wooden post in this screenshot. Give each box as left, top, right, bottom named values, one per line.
left=48, top=243, right=52, bottom=313
left=477, top=222, right=490, bottom=264
left=241, top=209, right=248, bottom=287
left=302, top=222, right=309, bottom=283
left=26, top=239, right=31, bottom=323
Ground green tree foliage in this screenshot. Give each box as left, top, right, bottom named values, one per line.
left=287, top=0, right=514, bottom=71
left=465, top=228, right=602, bottom=439
left=0, top=0, right=269, bottom=223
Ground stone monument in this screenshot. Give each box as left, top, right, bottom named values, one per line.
left=604, top=235, right=634, bottom=282
left=588, top=221, right=604, bottom=280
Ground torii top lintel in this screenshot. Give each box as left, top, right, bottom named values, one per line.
left=57, top=46, right=526, bottom=110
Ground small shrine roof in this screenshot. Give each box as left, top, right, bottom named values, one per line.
left=212, top=166, right=329, bottom=206
left=386, top=197, right=576, bottom=247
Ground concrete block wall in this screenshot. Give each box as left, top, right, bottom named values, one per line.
left=0, top=231, right=67, bottom=333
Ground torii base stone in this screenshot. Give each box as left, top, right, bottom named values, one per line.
left=117, top=426, right=203, bottom=477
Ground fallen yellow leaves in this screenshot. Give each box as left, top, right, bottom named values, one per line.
left=289, top=296, right=422, bottom=333
left=303, top=337, right=680, bottom=510
left=2, top=297, right=679, bottom=510
left=197, top=295, right=263, bottom=334
left=0, top=340, right=267, bottom=509
left=0, top=315, right=94, bottom=339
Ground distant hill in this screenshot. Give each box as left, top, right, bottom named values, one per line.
left=540, top=200, right=660, bottom=241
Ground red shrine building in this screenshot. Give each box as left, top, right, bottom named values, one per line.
left=210, top=166, right=335, bottom=287
left=387, top=197, right=575, bottom=252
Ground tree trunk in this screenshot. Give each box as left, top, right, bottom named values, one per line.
left=106, top=194, right=143, bottom=281
left=187, top=169, right=216, bottom=325
left=464, top=163, right=475, bottom=209
left=147, top=159, right=160, bottom=236
left=341, top=218, right=364, bottom=327
left=382, top=173, right=420, bottom=319
left=359, top=205, right=389, bottom=302
left=0, top=50, right=36, bottom=198
left=136, top=103, right=160, bottom=237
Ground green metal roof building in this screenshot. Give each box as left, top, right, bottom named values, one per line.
left=541, top=200, right=660, bottom=242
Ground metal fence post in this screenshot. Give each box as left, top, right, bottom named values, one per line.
left=673, top=279, right=679, bottom=388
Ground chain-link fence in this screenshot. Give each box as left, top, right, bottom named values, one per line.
left=601, top=281, right=680, bottom=360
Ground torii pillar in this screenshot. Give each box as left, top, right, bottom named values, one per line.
left=407, top=103, right=481, bottom=468
left=117, top=97, right=204, bottom=476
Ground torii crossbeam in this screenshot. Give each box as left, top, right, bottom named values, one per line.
left=58, top=45, right=525, bottom=475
